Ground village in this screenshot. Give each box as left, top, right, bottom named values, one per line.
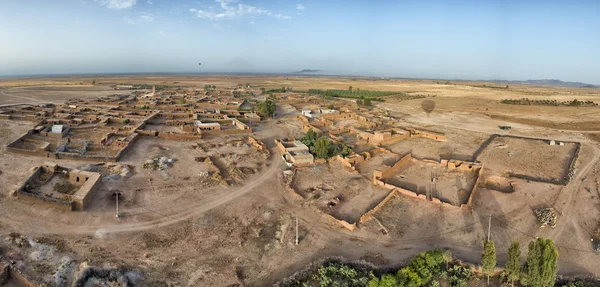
left=0, top=77, right=598, bottom=286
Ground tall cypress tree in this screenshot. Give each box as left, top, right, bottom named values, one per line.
left=505, top=242, right=521, bottom=287
left=539, top=238, right=559, bottom=287
left=482, top=241, right=496, bottom=285
left=524, top=238, right=558, bottom=287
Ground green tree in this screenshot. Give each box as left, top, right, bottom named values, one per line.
left=327, top=104, right=335, bottom=109
left=312, top=136, right=330, bottom=159
left=300, top=129, right=318, bottom=147
left=364, top=98, right=372, bottom=106
left=442, top=249, right=453, bottom=270
left=482, top=241, right=496, bottom=285
left=397, top=267, right=422, bottom=287
left=356, top=99, right=363, bottom=106
left=256, top=99, right=276, bottom=117
left=340, top=143, right=353, bottom=157
left=349, top=85, right=353, bottom=91
left=524, top=238, right=558, bottom=287
left=505, top=242, right=521, bottom=287
left=92, top=79, right=96, bottom=85
left=368, top=274, right=398, bottom=287
left=407, top=250, right=443, bottom=284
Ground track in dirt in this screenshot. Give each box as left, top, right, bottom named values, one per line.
left=0, top=154, right=281, bottom=236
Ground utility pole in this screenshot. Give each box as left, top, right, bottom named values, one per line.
left=487, top=214, right=491, bottom=242
left=295, top=215, right=299, bottom=245
left=115, top=193, right=120, bottom=218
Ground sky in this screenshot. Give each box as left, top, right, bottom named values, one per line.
left=0, top=0, right=599, bottom=84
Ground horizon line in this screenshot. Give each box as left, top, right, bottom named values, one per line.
left=0, top=71, right=597, bottom=87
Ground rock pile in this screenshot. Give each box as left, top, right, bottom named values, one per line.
left=534, top=208, right=557, bottom=228
left=142, top=157, right=176, bottom=170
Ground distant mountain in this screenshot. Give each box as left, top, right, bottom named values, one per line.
left=293, top=69, right=321, bottom=74
left=487, top=79, right=598, bottom=88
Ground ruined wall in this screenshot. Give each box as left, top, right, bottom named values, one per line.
left=378, top=133, right=411, bottom=145
left=473, top=134, right=581, bottom=185
left=358, top=190, right=397, bottom=225
left=274, top=139, right=290, bottom=154
left=156, top=132, right=202, bottom=140
left=14, top=167, right=73, bottom=211
left=248, top=137, right=267, bottom=152
left=202, top=128, right=251, bottom=136
left=337, top=154, right=365, bottom=170
left=463, top=167, right=485, bottom=210
left=72, top=173, right=101, bottom=211
left=302, top=124, right=323, bottom=135
left=379, top=153, right=412, bottom=179
left=372, top=154, right=484, bottom=210
left=321, top=213, right=357, bottom=231
left=296, top=115, right=309, bottom=123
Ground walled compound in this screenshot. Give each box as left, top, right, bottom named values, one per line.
left=12, top=162, right=101, bottom=211
left=2, top=87, right=255, bottom=162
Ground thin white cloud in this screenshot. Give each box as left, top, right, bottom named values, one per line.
left=296, top=4, right=305, bottom=11
left=123, top=13, right=154, bottom=24
left=147, top=0, right=153, bottom=4
left=95, top=0, right=137, bottom=9
left=190, top=0, right=290, bottom=20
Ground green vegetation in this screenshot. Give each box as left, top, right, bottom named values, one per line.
left=283, top=262, right=374, bottom=287
left=280, top=239, right=566, bottom=287
left=501, top=98, right=597, bottom=106
left=308, top=89, right=397, bottom=102
left=368, top=249, right=449, bottom=287
left=523, top=238, right=558, bottom=287
left=92, top=79, right=96, bottom=85
left=300, top=129, right=354, bottom=159
left=204, top=84, right=217, bottom=91
left=473, top=84, right=509, bottom=90
left=129, top=84, right=180, bottom=90
left=300, top=129, right=318, bottom=147
left=256, top=99, right=276, bottom=117
left=313, top=137, right=331, bottom=159
left=265, top=87, right=291, bottom=93
left=327, top=104, right=335, bottom=109
left=179, top=98, right=186, bottom=105
left=482, top=241, right=496, bottom=285
left=121, top=119, right=130, bottom=125
left=356, top=98, right=372, bottom=106
left=505, top=242, right=521, bottom=287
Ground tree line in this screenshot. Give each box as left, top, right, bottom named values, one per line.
left=308, top=89, right=398, bottom=101
left=501, top=98, right=597, bottom=107
left=281, top=237, right=564, bottom=287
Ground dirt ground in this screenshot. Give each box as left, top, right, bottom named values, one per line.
left=291, top=162, right=389, bottom=223
left=477, top=136, right=578, bottom=180
left=384, top=159, right=478, bottom=206
left=1, top=75, right=600, bottom=286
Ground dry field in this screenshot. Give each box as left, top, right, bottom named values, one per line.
left=1, top=75, right=600, bottom=286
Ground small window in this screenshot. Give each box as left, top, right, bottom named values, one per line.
left=76, top=177, right=80, bottom=182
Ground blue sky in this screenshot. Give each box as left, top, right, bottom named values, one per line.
left=0, top=0, right=599, bottom=83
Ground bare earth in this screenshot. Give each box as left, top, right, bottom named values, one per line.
left=1, top=75, right=600, bottom=286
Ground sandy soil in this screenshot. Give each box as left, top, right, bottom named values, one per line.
left=1, top=75, right=600, bottom=286
left=478, top=136, right=578, bottom=180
